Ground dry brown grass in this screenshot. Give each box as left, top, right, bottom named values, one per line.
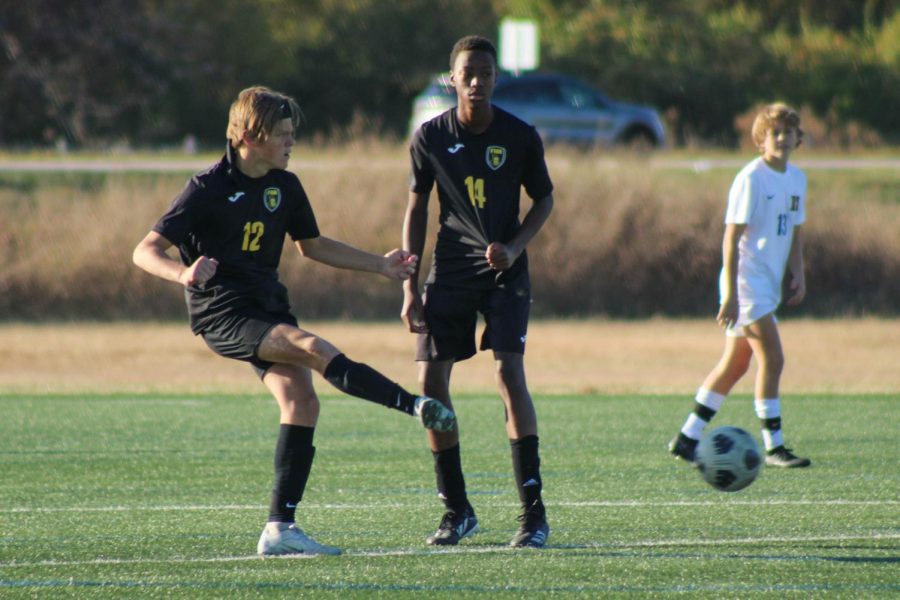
left=1, top=149, right=898, bottom=320
left=2, top=319, right=897, bottom=396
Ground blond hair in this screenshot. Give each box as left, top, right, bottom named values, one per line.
left=226, top=86, right=302, bottom=148
left=751, top=102, right=804, bottom=149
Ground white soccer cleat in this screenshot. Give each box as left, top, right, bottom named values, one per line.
left=257, top=522, right=342, bottom=556
left=414, top=396, right=457, bottom=432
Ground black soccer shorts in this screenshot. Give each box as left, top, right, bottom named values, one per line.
left=200, top=308, right=298, bottom=378
left=416, top=282, right=531, bottom=362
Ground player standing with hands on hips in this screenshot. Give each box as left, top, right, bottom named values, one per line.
left=669, top=103, right=811, bottom=469
left=403, top=36, right=555, bottom=547
left=133, top=86, right=456, bottom=557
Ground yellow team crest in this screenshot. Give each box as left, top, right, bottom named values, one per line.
left=263, top=187, right=281, bottom=212
left=486, top=145, right=507, bottom=171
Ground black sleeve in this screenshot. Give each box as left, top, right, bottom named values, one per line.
left=409, top=125, right=435, bottom=194
left=285, top=174, right=320, bottom=241
left=152, top=177, right=202, bottom=245
left=521, top=126, right=554, bottom=201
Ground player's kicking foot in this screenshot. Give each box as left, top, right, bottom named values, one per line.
left=668, top=433, right=699, bottom=466
left=765, top=446, right=811, bottom=468
left=510, top=500, right=549, bottom=548
left=257, top=522, right=342, bottom=556
left=414, top=396, right=456, bottom=432
left=426, top=504, right=478, bottom=546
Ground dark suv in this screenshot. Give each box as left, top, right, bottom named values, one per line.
left=409, top=72, right=666, bottom=148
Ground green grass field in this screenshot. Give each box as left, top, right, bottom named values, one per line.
left=1, top=393, right=897, bottom=598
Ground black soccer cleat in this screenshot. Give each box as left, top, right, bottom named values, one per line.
left=668, top=434, right=699, bottom=466
left=426, top=504, right=479, bottom=546
left=510, top=500, right=549, bottom=548
left=765, top=446, right=811, bottom=468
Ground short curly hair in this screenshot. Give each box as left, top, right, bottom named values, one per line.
left=751, top=103, right=804, bottom=149
left=226, top=86, right=302, bottom=148
left=450, top=35, right=497, bottom=70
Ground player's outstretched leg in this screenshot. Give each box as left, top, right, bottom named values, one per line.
left=323, top=354, right=456, bottom=432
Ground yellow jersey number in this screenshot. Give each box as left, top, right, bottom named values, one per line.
left=464, top=176, right=486, bottom=209
left=242, top=221, right=264, bottom=251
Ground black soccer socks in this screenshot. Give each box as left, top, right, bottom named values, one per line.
left=433, top=443, right=469, bottom=514
left=324, top=353, right=417, bottom=414
left=268, top=424, right=315, bottom=523
left=511, top=435, right=543, bottom=509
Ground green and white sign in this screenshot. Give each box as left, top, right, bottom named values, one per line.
left=499, top=18, right=539, bottom=73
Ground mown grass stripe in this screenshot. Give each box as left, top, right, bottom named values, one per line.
left=1, top=532, right=897, bottom=569
left=2, top=579, right=895, bottom=594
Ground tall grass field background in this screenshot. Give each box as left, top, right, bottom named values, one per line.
left=1, top=148, right=898, bottom=320
left=0, top=392, right=897, bottom=598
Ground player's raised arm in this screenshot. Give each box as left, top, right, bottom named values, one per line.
left=296, top=236, right=417, bottom=280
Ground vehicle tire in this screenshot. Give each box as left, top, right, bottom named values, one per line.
left=621, top=128, right=657, bottom=152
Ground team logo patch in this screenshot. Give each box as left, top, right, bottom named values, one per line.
left=486, top=145, right=507, bottom=170
left=790, top=195, right=800, bottom=211
left=263, top=187, right=281, bottom=212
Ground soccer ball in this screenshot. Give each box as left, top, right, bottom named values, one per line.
left=695, top=426, right=761, bottom=492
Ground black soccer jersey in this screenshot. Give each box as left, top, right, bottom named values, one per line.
left=153, top=144, right=320, bottom=333
left=410, top=106, right=553, bottom=290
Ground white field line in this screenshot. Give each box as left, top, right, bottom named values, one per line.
left=1, top=532, right=898, bottom=569
left=1, top=499, right=897, bottom=514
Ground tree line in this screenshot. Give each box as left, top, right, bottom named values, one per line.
left=1, top=0, right=897, bottom=149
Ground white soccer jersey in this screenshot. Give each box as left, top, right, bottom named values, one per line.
left=720, top=156, right=806, bottom=327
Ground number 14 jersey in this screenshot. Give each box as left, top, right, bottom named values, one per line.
left=410, top=106, right=554, bottom=290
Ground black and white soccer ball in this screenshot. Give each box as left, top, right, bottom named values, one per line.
left=695, top=426, right=761, bottom=492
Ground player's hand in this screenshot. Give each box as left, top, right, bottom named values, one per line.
left=716, top=296, right=739, bottom=329
left=402, top=290, right=428, bottom=334
left=485, top=242, right=520, bottom=271
left=180, top=256, right=218, bottom=287
left=786, top=274, right=806, bottom=305
left=382, top=249, right=418, bottom=280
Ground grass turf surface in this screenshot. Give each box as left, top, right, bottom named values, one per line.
left=0, top=393, right=897, bottom=598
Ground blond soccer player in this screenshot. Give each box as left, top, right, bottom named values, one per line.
left=669, top=103, right=811, bottom=469
left=134, top=86, right=456, bottom=556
